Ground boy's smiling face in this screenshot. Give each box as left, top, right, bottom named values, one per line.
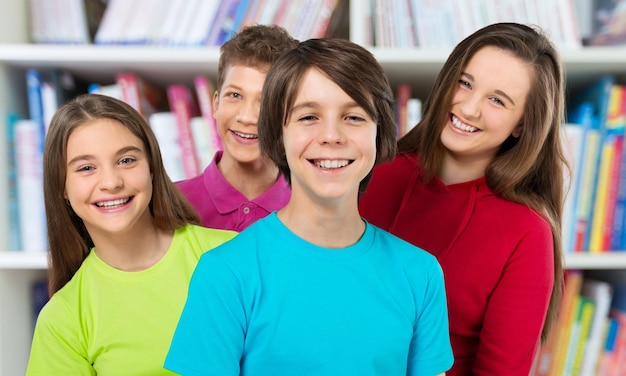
left=283, top=67, right=377, bottom=206
left=213, top=64, right=268, bottom=168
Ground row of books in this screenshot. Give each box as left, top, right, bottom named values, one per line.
left=28, top=0, right=346, bottom=46
left=360, top=0, right=626, bottom=49
left=563, top=75, right=626, bottom=253
left=532, top=271, right=626, bottom=376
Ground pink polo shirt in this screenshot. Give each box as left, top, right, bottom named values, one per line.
left=176, top=151, right=291, bottom=232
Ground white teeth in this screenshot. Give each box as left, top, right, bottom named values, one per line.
left=233, top=130, right=257, bottom=139
left=96, top=198, right=130, bottom=208
left=452, top=116, right=479, bottom=133
left=315, top=160, right=349, bottom=169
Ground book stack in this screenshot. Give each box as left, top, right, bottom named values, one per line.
left=28, top=0, right=345, bottom=46
left=360, top=0, right=585, bottom=49
left=564, top=75, right=626, bottom=254
left=532, top=271, right=626, bottom=376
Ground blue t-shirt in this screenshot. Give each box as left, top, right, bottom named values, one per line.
left=166, top=212, right=453, bottom=376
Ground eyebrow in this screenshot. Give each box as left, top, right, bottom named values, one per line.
left=291, top=101, right=320, bottom=112
left=67, top=146, right=143, bottom=166
left=461, top=72, right=516, bottom=106
left=291, top=100, right=362, bottom=112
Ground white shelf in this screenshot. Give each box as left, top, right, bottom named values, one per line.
left=564, top=253, right=626, bottom=269
left=0, top=251, right=47, bottom=270
left=0, top=44, right=222, bottom=87
left=0, top=44, right=625, bottom=96
left=0, top=250, right=625, bottom=271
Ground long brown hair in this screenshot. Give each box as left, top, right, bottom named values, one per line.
left=399, top=23, right=566, bottom=341
left=44, top=94, right=200, bottom=295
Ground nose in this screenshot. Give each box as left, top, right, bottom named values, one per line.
left=98, top=167, right=123, bottom=191
left=459, top=93, right=481, bottom=119
left=319, top=119, right=345, bottom=144
left=235, top=100, right=259, bottom=125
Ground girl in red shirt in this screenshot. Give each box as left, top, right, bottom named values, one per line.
left=360, top=23, right=566, bottom=376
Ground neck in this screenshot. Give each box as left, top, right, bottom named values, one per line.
left=91, top=222, right=174, bottom=272
left=277, top=197, right=364, bottom=249
left=439, top=153, right=489, bottom=185
left=218, top=156, right=279, bottom=200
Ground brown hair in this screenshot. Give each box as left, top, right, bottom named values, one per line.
left=258, top=38, right=397, bottom=194
left=216, top=24, right=299, bottom=91
left=44, top=93, right=200, bottom=295
left=399, top=23, right=566, bottom=341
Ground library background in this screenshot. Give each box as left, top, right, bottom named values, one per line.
left=1, top=0, right=626, bottom=374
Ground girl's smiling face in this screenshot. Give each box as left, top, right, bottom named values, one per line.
left=442, top=45, right=531, bottom=168
left=64, top=118, right=153, bottom=238
left=283, top=67, right=377, bottom=206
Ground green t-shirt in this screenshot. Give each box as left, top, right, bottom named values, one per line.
left=26, top=224, right=236, bottom=376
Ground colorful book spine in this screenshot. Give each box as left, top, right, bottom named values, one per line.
left=589, top=129, right=617, bottom=252
left=167, top=84, right=200, bottom=179
left=395, top=83, right=411, bottom=138
left=15, top=119, right=47, bottom=252
left=6, top=113, right=22, bottom=251
left=571, top=297, right=596, bottom=374
left=116, top=71, right=166, bottom=117
left=602, top=131, right=624, bottom=251
left=562, top=123, right=586, bottom=253
left=597, top=317, right=620, bottom=376
left=25, top=69, right=46, bottom=151
left=580, top=279, right=614, bottom=376
left=569, top=76, right=615, bottom=252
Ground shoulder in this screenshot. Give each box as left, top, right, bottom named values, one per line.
left=484, top=199, right=554, bottom=265
left=175, top=152, right=221, bottom=194
left=473, top=182, right=552, bottom=235
left=177, top=224, right=237, bottom=249
left=369, top=223, right=441, bottom=269
left=364, top=153, right=421, bottom=198
left=196, top=217, right=270, bottom=260
left=491, top=198, right=551, bottom=235
left=36, top=262, right=91, bottom=327
left=361, top=154, right=421, bottom=226
left=372, top=153, right=419, bottom=180
left=175, top=169, right=208, bottom=194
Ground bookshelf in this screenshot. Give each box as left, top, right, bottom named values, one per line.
left=0, top=0, right=626, bottom=374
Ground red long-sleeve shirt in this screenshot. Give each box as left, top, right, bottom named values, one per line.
left=359, top=153, right=554, bottom=376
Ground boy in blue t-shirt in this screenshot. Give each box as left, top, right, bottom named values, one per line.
left=165, top=38, right=453, bottom=376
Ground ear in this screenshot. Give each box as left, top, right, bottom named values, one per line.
left=212, top=90, right=220, bottom=115
left=512, top=124, right=523, bottom=138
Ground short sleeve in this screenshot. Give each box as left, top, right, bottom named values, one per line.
left=26, top=299, right=95, bottom=376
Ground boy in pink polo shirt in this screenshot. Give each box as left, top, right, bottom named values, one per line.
left=176, top=25, right=298, bottom=231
